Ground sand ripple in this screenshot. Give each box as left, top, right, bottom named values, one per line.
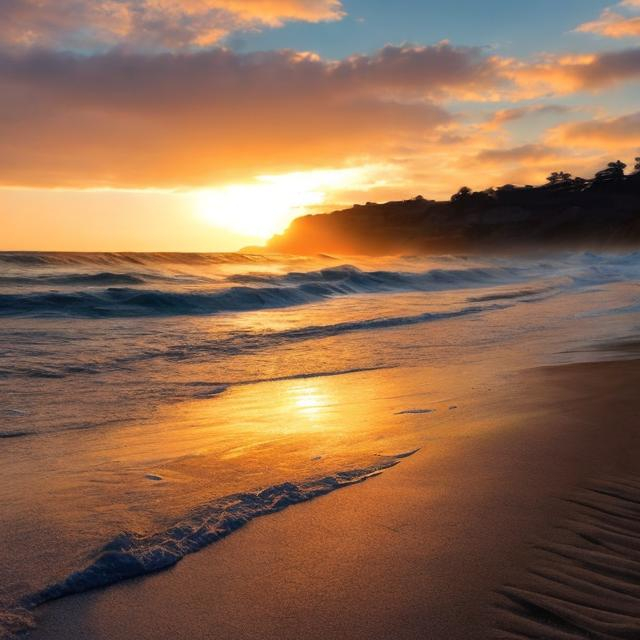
left=495, top=475, right=640, bottom=639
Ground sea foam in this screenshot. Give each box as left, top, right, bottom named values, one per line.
left=0, top=451, right=418, bottom=639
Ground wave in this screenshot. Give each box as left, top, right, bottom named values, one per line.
left=4, top=451, right=417, bottom=637
left=0, top=366, right=66, bottom=379
left=1, top=305, right=503, bottom=382
left=185, top=366, right=394, bottom=400
left=0, top=418, right=138, bottom=442
left=228, top=264, right=521, bottom=291
left=247, top=303, right=501, bottom=343
left=0, top=271, right=219, bottom=288
left=466, top=286, right=552, bottom=302
left=226, top=365, right=394, bottom=387
left=0, top=251, right=279, bottom=268
left=0, top=272, right=147, bottom=286
left=118, top=304, right=502, bottom=369
left=0, top=286, right=322, bottom=318
left=0, top=430, right=34, bottom=439
left=0, top=265, right=522, bottom=318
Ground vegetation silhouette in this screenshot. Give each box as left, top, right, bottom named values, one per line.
left=267, top=159, right=640, bottom=255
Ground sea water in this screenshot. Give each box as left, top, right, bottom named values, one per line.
left=1, top=250, right=639, bottom=636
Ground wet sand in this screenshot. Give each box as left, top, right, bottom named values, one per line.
left=29, top=357, right=640, bottom=639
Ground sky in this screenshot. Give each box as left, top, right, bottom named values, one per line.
left=2, top=0, right=640, bottom=251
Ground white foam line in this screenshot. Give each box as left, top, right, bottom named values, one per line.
left=0, top=450, right=420, bottom=639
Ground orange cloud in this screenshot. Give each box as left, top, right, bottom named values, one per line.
left=503, top=48, right=640, bottom=97
left=482, top=104, right=571, bottom=130
left=209, top=0, right=344, bottom=24
left=474, top=144, right=560, bottom=165
left=2, top=46, right=482, bottom=188
left=0, top=0, right=345, bottom=49
left=456, top=143, right=608, bottom=190
left=576, top=2, right=640, bottom=39
left=2, top=41, right=640, bottom=192
left=548, top=111, right=640, bottom=148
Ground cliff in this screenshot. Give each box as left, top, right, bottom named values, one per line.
left=266, top=170, right=640, bottom=255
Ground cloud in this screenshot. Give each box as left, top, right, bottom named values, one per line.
left=329, top=43, right=506, bottom=101
left=2, top=45, right=492, bottom=188
left=482, top=104, right=571, bottom=130
left=212, top=0, right=344, bottom=24
left=2, top=37, right=640, bottom=191
left=504, top=47, right=640, bottom=96
left=0, top=0, right=345, bottom=50
left=548, top=111, right=640, bottom=147
left=460, top=142, right=610, bottom=189
left=474, top=144, right=560, bottom=165
left=576, top=1, right=640, bottom=39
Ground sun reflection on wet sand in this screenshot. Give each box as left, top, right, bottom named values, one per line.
left=291, top=384, right=331, bottom=417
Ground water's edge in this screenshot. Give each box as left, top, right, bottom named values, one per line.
left=2, top=450, right=418, bottom=639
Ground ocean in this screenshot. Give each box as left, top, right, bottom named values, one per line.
left=1, top=250, right=639, bottom=637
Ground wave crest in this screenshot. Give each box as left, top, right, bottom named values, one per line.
left=0, top=252, right=277, bottom=267
left=0, top=265, right=520, bottom=318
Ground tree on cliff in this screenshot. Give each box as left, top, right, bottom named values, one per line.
left=595, top=161, right=627, bottom=182
left=451, top=186, right=473, bottom=202
left=547, top=171, right=572, bottom=184
left=451, top=186, right=495, bottom=207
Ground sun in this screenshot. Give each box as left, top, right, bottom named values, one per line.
left=195, top=176, right=322, bottom=239
left=194, top=168, right=373, bottom=240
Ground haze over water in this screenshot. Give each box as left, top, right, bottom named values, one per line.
left=1, top=249, right=640, bottom=635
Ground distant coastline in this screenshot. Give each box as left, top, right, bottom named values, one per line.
left=265, top=160, right=640, bottom=255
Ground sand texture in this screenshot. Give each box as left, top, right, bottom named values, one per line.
left=27, top=357, right=640, bottom=640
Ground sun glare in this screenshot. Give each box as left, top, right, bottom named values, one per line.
left=194, top=168, right=373, bottom=240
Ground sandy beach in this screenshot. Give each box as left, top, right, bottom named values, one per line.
left=27, top=354, right=640, bottom=640
left=6, top=2, right=640, bottom=637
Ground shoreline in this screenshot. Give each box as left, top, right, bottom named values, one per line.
left=28, top=355, right=640, bottom=639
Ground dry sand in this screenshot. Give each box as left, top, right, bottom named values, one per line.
left=29, top=357, right=640, bottom=639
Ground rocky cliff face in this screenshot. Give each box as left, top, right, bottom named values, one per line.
left=267, top=175, right=640, bottom=255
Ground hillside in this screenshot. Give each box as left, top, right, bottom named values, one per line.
left=266, top=164, right=640, bottom=255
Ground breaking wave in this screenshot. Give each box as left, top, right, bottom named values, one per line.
left=0, top=264, right=522, bottom=318
left=0, top=272, right=148, bottom=286
left=0, top=251, right=278, bottom=267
